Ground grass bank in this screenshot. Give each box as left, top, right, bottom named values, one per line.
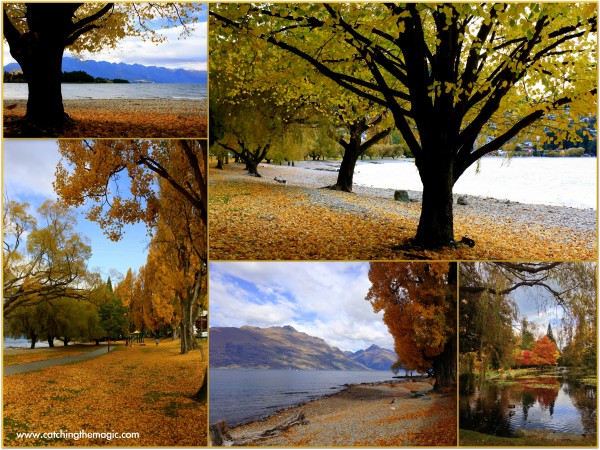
left=460, top=429, right=597, bottom=447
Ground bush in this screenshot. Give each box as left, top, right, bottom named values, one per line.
left=565, top=147, right=585, bottom=157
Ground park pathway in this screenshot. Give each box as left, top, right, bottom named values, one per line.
left=3, top=345, right=115, bottom=376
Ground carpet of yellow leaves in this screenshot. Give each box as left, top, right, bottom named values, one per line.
left=3, top=339, right=207, bottom=447
left=209, top=166, right=596, bottom=260
left=4, top=344, right=101, bottom=366
left=4, top=108, right=206, bottom=138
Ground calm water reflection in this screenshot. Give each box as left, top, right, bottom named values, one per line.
left=460, top=374, right=596, bottom=436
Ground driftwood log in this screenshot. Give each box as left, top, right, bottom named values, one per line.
left=210, top=413, right=309, bottom=446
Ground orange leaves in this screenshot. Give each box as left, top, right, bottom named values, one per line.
left=3, top=340, right=207, bottom=447
left=366, top=263, right=456, bottom=373
left=4, top=101, right=207, bottom=138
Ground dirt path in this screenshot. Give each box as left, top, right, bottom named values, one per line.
left=4, top=345, right=115, bottom=376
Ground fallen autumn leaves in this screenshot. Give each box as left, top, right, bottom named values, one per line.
left=3, top=339, right=207, bottom=447
left=3, top=100, right=206, bottom=138
left=209, top=164, right=596, bottom=261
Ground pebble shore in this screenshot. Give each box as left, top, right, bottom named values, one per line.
left=220, top=160, right=596, bottom=234
left=223, top=380, right=456, bottom=446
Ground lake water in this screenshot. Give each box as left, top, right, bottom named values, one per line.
left=353, top=157, right=597, bottom=209
left=460, top=374, right=596, bottom=436
left=4, top=83, right=206, bottom=100
left=210, top=368, right=399, bottom=426
left=4, top=337, right=49, bottom=348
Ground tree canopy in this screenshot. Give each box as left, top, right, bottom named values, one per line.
left=460, top=262, right=596, bottom=377
left=54, top=139, right=207, bottom=357
left=211, top=3, right=597, bottom=247
left=3, top=199, right=95, bottom=318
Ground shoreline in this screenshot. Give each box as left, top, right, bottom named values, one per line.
left=209, top=161, right=596, bottom=260
left=212, top=377, right=408, bottom=429
left=212, top=378, right=456, bottom=446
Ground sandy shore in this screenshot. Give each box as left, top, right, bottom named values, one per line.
left=215, top=380, right=456, bottom=446
left=209, top=161, right=596, bottom=260
left=4, top=98, right=206, bottom=138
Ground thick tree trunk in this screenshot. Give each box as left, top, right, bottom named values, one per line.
left=6, top=4, right=76, bottom=129
left=47, top=336, right=55, bottom=348
left=432, top=334, right=457, bottom=392
left=180, top=293, right=197, bottom=355
left=332, top=141, right=361, bottom=192
left=29, top=332, right=37, bottom=349
left=414, top=158, right=455, bottom=247
left=22, top=48, right=66, bottom=127
left=193, top=367, right=208, bottom=403
left=216, top=155, right=224, bottom=170
left=246, top=159, right=261, bottom=177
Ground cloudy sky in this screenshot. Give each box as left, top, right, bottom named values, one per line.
left=3, top=4, right=207, bottom=71
left=511, top=284, right=565, bottom=340
left=4, top=140, right=150, bottom=280
left=209, top=262, right=395, bottom=353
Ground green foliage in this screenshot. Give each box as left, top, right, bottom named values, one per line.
left=98, top=279, right=129, bottom=340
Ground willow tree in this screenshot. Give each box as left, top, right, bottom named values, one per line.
left=366, top=262, right=457, bottom=391
left=3, top=199, right=93, bottom=317
left=3, top=3, right=202, bottom=131
left=460, top=262, right=597, bottom=370
left=211, top=3, right=597, bottom=248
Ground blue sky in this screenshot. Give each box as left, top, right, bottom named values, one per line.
left=4, top=140, right=149, bottom=282
left=209, top=262, right=395, bottom=353
left=3, top=4, right=207, bottom=71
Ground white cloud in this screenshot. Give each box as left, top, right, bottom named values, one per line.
left=4, top=22, right=207, bottom=71
left=4, top=141, right=61, bottom=200
left=209, top=262, right=395, bottom=352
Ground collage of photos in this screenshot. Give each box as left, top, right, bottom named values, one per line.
left=2, top=2, right=598, bottom=449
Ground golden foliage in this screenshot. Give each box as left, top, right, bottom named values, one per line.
left=3, top=340, right=207, bottom=447
left=367, top=263, right=456, bottom=373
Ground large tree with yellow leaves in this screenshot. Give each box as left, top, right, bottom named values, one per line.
left=3, top=3, right=202, bottom=130
left=211, top=3, right=597, bottom=248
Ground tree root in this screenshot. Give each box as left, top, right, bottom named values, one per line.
left=210, top=412, right=309, bottom=446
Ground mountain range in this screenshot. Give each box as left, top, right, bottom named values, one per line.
left=210, top=325, right=397, bottom=371
left=4, top=57, right=206, bottom=84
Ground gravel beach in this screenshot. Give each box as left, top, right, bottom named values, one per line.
left=216, top=380, right=456, bottom=447
left=209, top=161, right=597, bottom=260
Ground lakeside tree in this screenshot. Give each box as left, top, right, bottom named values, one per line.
left=210, top=16, right=394, bottom=191
left=3, top=3, right=202, bottom=131
left=366, top=262, right=457, bottom=391
left=211, top=3, right=597, bottom=248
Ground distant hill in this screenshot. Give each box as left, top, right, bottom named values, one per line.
left=348, top=344, right=397, bottom=371
left=4, top=57, right=206, bottom=84
left=210, top=325, right=374, bottom=370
